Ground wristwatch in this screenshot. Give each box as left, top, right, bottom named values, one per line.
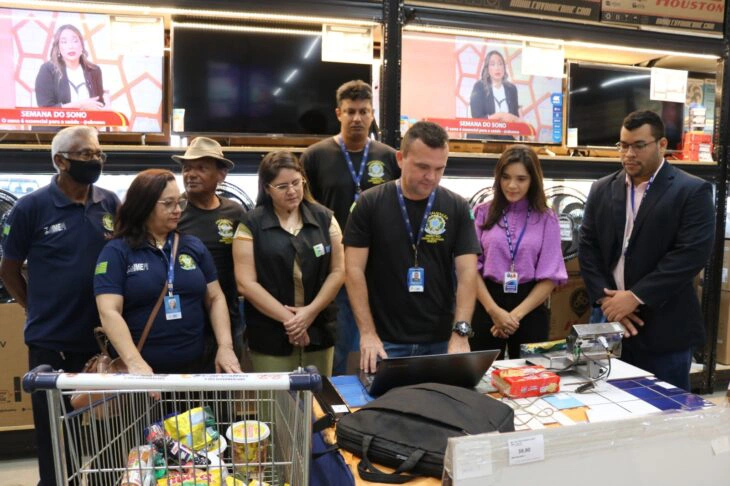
left=452, top=321, right=474, bottom=338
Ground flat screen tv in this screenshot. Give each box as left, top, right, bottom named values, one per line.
left=0, top=8, right=164, bottom=132
left=567, top=62, right=684, bottom=150
left=401, top=31, right=564, bottom=144
left=171, top=26, right=372, bottom=135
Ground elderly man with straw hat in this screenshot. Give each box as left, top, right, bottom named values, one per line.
left=173, top=137, right=248, bottom=370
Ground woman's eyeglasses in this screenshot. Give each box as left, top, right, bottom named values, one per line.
left=269, top=179, right=305, bottom=192
left=157, top=198, right=187, bottom=212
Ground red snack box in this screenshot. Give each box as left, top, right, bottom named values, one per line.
left=491, top=366, right=560, bottom=398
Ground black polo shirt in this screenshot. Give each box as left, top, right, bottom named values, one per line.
left=178, top=196, right=247, bottom=327
left=301, top=137, right=399, bottom=229
left=343, top=181, right=480, bottom=344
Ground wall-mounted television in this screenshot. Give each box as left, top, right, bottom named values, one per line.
left=401, top=31, right=564, bottom=145
left=567, top=62, right=685, bottom=150
left=0, top=8, right=164, bottom=132
left=171, top=25, right=372, bottom=136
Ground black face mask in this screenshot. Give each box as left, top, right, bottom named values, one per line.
left=65, top=158, right=103, bottom=185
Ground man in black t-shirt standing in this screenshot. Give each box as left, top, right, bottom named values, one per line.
left=301, top=80, right=399, bottom=374
left=343, top=121, right=480, bottom=373
left=173, top=137, right=247, bottom=370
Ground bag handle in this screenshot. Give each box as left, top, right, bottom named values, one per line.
left=137, top=232, right=179, bottom=351
left=356, top=435, right=425, bottom=484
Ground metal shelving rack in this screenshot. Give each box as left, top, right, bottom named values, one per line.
left=0, top=0, right=727, bottom=392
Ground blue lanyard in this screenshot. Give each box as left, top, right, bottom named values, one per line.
left=158, top=234, right=176, bottom=297
left=630, top=174, right=655, bottom=217
left=396, top=180, right=436, bottom=267
left=338, top=136, right=371, bottom=201
left=502, top=207, right=531, bottom=272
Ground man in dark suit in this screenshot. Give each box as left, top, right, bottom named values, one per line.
left=578, top=110, right=714, bottom=391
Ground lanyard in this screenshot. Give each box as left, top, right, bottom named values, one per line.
left=502, top=207, right=531, bottom=272
left=396, top=180, right=436, bottom=267
left=338, top=136, right=371, bottom=201
left=629, top=174, right=655, bottom=217
left=158, top=234, right=176, bottom=297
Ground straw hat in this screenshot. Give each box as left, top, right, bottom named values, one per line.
left=171, top=137, right=234, bottom=169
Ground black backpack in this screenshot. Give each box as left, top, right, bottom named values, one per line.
left=335, top=382, right=514, bottom=483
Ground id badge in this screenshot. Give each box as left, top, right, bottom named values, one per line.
left=407, top=267, right=425, bottom=293
left=164, top=295, right=182, bottom=320
left=503, top=271, right=519, bottom=294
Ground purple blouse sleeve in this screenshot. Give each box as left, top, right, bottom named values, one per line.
left=535, top=210, right=568, bottom=286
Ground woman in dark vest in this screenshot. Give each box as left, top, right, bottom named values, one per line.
left=233, top=151, right=344, bottom=376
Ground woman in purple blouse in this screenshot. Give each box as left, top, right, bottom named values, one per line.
left=472, top=145, right=567, bottom=358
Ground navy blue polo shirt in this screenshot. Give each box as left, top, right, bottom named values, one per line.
left=93, top=233, right=217, bottom=372
left=1, top=176, right=119, bottom=352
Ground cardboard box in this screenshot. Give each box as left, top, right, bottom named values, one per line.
left=700, top=240, right=730, bottom=291
left=0, top=303, right=33, bottom=430
left=716, top=291, right=730, bottom=365
left=564, top=257, right=580, bottom=275
left=720, top=240, right=730, bottom=290
left=491, top=366, right=560, bottom=398
left=548, top=275, right=591, bottom=341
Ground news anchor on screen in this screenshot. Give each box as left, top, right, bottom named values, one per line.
left=34, top=24, right=105, bottom=110
left=469, top=50, right=519, bottom=122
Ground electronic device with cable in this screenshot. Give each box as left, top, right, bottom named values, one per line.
left=566, top=322, right=624, bottom=381
left=525, top=322, right=624, bottom=386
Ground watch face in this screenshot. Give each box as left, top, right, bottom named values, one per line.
left=454, top=322, right=472, bottom=336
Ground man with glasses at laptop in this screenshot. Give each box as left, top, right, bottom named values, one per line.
left=0, top=126, right=119, bottom=486
left=578, top=110, right=714, bottom=391
left=344, top=121, right=481, bottom=373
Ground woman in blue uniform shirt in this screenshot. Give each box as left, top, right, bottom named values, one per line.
left=94, top=169, right=240, bottom=374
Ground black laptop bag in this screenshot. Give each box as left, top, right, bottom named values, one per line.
left=335, top=382, right=514, bottom=483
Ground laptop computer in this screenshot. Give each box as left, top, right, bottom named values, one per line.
left=358, top=349, right=501, bottom=397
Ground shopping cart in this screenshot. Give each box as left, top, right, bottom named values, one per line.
left=23, top=365, right=322, bottom=486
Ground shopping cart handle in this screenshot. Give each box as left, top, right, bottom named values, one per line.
left=290, top=368, right=323, bottom=392
left=23, top=365, right=59, bottom=393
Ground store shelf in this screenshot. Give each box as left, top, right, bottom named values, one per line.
left=0, top=145, right=720, bottom=181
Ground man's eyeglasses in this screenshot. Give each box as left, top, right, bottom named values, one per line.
left=269, top=179, right=305, bottom=192
left=615, top=140, right=657, bottom=153
left=157, top=198, right=187, bottom=212
left=59, top=150, right=107, bottom=162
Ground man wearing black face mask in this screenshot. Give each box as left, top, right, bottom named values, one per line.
left=0, top=126, right=119, bottom=486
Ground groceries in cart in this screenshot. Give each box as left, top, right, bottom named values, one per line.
left=115, top=406, right=279, bottom=486
left=163, top=406, right=220, bottom=451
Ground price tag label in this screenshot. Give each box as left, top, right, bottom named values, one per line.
left=508, top=435, right=544, bottom=465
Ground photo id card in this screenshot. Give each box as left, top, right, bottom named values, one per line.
left=408, top=267, right=425, bottom=293
left=503, top=271, right=519, bottom=294
left=164, top=295, right=182, bottom=320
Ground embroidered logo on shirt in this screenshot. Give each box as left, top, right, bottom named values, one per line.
left=367, top=160, right=386, bottom=184
left=43, top=222, right=67, bottom=236
left=102, top=213, right=114, bottom=232
left=423, top=212, right=447, bottom=244
left=95, top=261, right=108, bottom=275
left=178, top=254, right=197, bottom=270
left=216, top=218, right=234, bottom=244
left=126, top=263, right=149, bottom=274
